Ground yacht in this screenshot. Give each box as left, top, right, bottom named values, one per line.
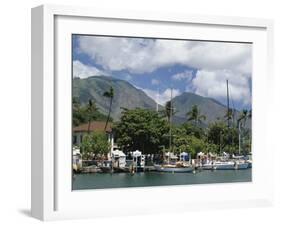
left=213, top=161, right=235, bottom=170
left=154, top=163, right=193, bottom=173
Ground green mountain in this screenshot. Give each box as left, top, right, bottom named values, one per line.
left=73, top=76, right=158, bottom=120
left=171, top=92, right=230, bottom=125
left=73, top=76, right=249, bottom=127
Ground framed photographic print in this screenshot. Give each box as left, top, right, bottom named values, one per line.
left=31, top=4, right=274, bottom=221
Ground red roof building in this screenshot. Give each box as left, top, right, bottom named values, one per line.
left=73, top=121, right=112, bottom=133
left=72, top=121, right=113, bottom=146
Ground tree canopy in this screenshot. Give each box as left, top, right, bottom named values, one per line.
left=186, top=105, right=206, bottom=125
left=80, top=132, right=110, bottom=160
left=113, top=108, right=169, bottom=154
left=72, top=97, right=111, bottom=127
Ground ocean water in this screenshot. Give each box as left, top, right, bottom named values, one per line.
left=72, top=168, right=252, bottom=190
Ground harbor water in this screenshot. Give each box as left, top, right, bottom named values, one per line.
left=72, top=168, right=252, bottom=190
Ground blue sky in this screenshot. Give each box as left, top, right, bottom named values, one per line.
left=72, top=35, right=252, bottom=110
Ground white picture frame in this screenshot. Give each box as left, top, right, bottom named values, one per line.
left=31, top=4, right=274, bottom=221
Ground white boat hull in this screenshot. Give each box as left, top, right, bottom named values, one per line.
left=236, top=162, right=249, bottom=169
left=154, top=165, right=193, bottom=173
left=246, top=161, right=252, bottom=168
left=202, top=164, right=214, bottom=170
left=213, top=162, right=235, bottom=170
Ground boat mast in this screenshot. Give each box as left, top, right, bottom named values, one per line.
left=226, top=80, right=230, bottom=153
left=238, top=120, right=241, bottom=155
left=169, top=88, right=173, bottom=164
left=227, top=80, right=230, bottom=128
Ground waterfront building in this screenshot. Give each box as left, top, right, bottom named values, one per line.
left=72, top=121, right=115, bottom=155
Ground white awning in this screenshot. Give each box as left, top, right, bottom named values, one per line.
left=132, top=150, right=142, bottom=157
left=112, top=149, right=126, bottom=157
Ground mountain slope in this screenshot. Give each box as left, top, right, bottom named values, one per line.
left=73, top=76, right=158, bottom=120
left=172, top=92, right=229, bottom=125
left=73, top=76, right=250, bottom=127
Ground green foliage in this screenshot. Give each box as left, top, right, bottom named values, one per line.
left=243, top=138, right=251, bottom=154
left=172, top=127, right=205, bottom=158
left=207, top=121, right=226, bottom=147
left=112, top=107, right=245, bottom=157
left=73, top=76, right=160, bottom=122
left=207, top=121, right=240, bottom=154
left=73, top=77, right=252, bottom=157
left=113, top=108, right=169, bottom=154
left=163, top=100, right=176, bottom=122
left=224, top=108, right=234, bottom=122
left=181, top=122, right=205, bottom=139
left=205, top=143, right=219, bottom=154
left=238, top=109, right=251, bottom=126
left=187, top=136, right=205, bottom=158
left=80, top=132, right=110, bottom=160
left=72, top=97, right=111, bottom=127
left=186, top=105, right=206, bottom=125
left=103, top=86, right=114, bottom=99
left=172, top=127, right=189, bottom=154
left=173, top=131, right=205, bottom=158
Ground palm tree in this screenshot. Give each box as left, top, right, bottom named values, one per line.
left=186, top=105, right=206, bottom=126
left=103, top=86, right=114, bottom=131
left=72, top=97, right=82, bottom=126
left=248, top=109, right=252, bottom=118
left=87, top=99, right=97, bottom=133
left=224, top=108, right=234, bottom=123
left=238, top=109, right=250, bottom=127
left=164, top=100, right=175, bottom=122
left=237, top=109, right=251, bottom=154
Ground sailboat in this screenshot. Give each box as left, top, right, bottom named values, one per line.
left=154, top=164, right=193, bottom=173
left=154, top=88, right=193, bottom=173
left=208, top=80, right=248, bottom=170
left=236, top=111, right=250, bottom=169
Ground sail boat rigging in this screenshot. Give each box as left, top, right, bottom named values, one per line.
left=154, top=88, right=193, bottom=173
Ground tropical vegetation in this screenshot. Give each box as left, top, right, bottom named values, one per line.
left=80, top=132, right=109, bottom=160
left=74, top=86, right=252, bottom=160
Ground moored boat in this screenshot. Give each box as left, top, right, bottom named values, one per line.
left=213, top=161, right=235, bottom=170
left=232, top=155, right=250, bottom=169
left=202, top=162, right=214, bottom=170
left=234, top=161, right=249, bottom=169
left=154, top=164, right=193, bottom=173
left=246, top=160, right=252, bottom=168
left=99, top=165, right=112, bottom=173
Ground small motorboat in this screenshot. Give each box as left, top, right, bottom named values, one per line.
left=99, top=166, right=113, bottom=173
left=154, top=162, right=193, bottom=173
left=234, top=161, right=249, bottom=169
left=213, top=161, right=235, bottom=170
left=202, top=163, right=214, bottom=170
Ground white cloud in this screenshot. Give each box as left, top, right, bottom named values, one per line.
left=76, top=36, right=252, bottom=106
left=140, top=88, right=181, bottom=105
left=151, top=79, right=160, bottom=85
left=73, top=60, right=106, bottom=78
left=172, top=70, right=193, bottom=81
left=77, top=36, right=252, bottom=75
left=192, top=69, right=251, bottom=106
